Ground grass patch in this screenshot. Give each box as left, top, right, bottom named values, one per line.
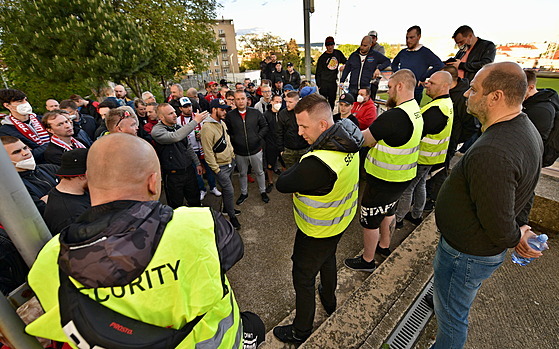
left=537, top=77, right=559, bottom=91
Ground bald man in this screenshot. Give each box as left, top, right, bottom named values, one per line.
left=395, top=71, right=454, bottom=228
left=431, top=62, right=544, bottom=349
left=340, top=35, right=391, bottom=96
left=273, top=94, right=363, bottom=344
left=25, top=133, right=257, bottom=347
left=345, top=69, right=423, bottom=272
left=114, top=84, right=135, bottom=109
left=45, top=99, right=59, bottom=111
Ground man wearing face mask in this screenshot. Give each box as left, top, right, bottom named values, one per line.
left=446, top=26, right=495, bottom=82
left=42, top=110, right=88, bottom=166
left=1, top=136, right=58, bottom=216
left=263, top=94, right=284, bottom=192
left=352, top=87, right=378, bottom=130
left=0, top=89, right=50, bottom=163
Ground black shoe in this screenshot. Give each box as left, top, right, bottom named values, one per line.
left=395, top=219, right=404, bottom=229
left=273, top=324, right=308, bottom=344
left=318, top=284, right=336, bottom=315
left=230, top=216, right=241, bottom=230
left=224, top=209, right=241, bottom=216
left=424, top=199, right=436, bottom=211
left=424, top=294, right=434, bottom=309
left=236, top=194, right=248, bottom=205
left=261, top=192, right=270, bottom=203
left=344, top=255, right=376, bottom=272
left=404, top=212, right=423, bottom=225
left=376, top=244, right=391, bottom=257
left=266, top=182, right=274, bottom=193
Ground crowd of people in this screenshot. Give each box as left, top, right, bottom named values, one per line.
left=0, top=24, right=557, bottom=349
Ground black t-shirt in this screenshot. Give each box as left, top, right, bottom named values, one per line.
left=276, top=156, right=337, bottom=196
left=422, top=95, right=450, bottom=137
left=44, top=187, right=91, bottom=235
left=369, top=106, right=414, bottom=147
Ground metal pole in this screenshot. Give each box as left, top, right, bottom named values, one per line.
left=303, top=0, right=312, bottom=82
left=0, top=296, right=43, bottom=349
left=0, top=146, right=51, bottom=267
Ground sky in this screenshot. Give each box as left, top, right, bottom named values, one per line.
left=216, top=0, right=559, bottom=59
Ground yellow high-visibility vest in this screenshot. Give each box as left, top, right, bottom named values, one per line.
left=365, top=100, right=424, bottom=182
left=293, top=149, right=359, bottom=238
left=419, top=97, right=454, bottom=165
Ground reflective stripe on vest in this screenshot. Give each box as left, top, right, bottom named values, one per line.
left=293, top=150, right=359, bottom=238
left=365, top=100, right=423, bottom=182
left=196, top=293, right=242, bottom=349
left=25, top=207, right=242, bottom=349
left=419, top=97, right=454, bottom=165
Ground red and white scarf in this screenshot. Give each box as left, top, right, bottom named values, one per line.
left=50, top=135, right=86, bottom=151
left=8, top=114, right=50, bottom=145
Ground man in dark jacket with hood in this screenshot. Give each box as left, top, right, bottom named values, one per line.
left=523, top=69, right=559, bottom=145
left=273, top=94, right=363, bottom=344
left=2, top=136, right=58, bottom=216
left=340, top=36, right=391, bottom=96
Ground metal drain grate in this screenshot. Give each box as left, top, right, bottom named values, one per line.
left=385, top=277, right=434, bottom=349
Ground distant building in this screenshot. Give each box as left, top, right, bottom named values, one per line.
left=495, top=42, right=559, bottom=70
left=208, top=19, right=240, bottom=80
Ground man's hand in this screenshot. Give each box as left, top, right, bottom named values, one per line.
left=373, top=69, right=381, bottom=79
left=338, top=83, right=345, bottom=90
left=40, top=195, right=48, bottom=203
left=514, top=225, right=544, bottom=258
left=445, top=60, right=460, bottom=69
left=196, top=165, right=204, bottom=176
left=193, top=111, right=209, bottom=124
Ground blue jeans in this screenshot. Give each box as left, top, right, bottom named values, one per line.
left=431, top=237, right=506, bottom=349
left=196, top=157, right=217, bottom=191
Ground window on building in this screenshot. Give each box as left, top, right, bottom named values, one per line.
left=223, top=60, right=230, bottom=66
left=218, top=29, right=224, bottom=35
left=215, top=60, right=219, bottom=66
left=221, top=45, right=227, bottom=51
left=215, top=68, right=220, bottom=73
left=220, top=38, right=226, bottom=44
left=222, top=53, right=228, bottom=60
left=223, top=68, right=229, bottom=73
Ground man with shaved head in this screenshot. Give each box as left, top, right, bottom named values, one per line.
left=395, top=71, right=454, bottom=228
left=431, top=62, right=544, bottom=349
left=340, top=35, right=391, bottom=96
left=345, top=69, right=423, bottom=272
left=113, top=84, right=134, bottom=109
left=25, top=133, right=260, bottom=348
left=273, top=94, right=362, bottom=344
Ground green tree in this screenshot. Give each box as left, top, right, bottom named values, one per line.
left=239, top=32, right=286, bottom=71
left=111, top=0, right=220, bottom=94
left=0, top=0, right=152, bottom=100
left=337, top=44, right=359, bottom=58
left=381, top=43, right=401, bottom=59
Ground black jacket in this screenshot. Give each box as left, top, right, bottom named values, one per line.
left=151, top=121, right=200, bottom=173
left=341, top=48, right=391, bottom=90
left=271, top=69, right=287, bottom=86
left=457, top=38, right=496, bottom=82
left=225, top=107, right=269, bottom=156
left=19, top=164, right=59, bottom=215
left=523, top=88, right=559, bottom=143
left=285, top=70, right=301, bottom=89
left=449, top=78, right=478, bottom=147
left=276, top=109, right=308, bottom=151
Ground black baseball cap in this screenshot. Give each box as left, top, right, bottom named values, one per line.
left=325, top=36, right=335, bottom=45
left=209, top=98, right=231, bottom=110
left=339, top=93, right=355, bottom=105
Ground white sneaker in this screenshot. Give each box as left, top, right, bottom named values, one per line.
left=200, top=190, right=207, bottom=201
left=210, top=187, right=222, bottom=197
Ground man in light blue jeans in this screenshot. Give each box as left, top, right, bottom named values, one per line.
left=431, top=62, right=544, bottom=348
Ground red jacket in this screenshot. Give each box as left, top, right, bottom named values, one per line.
left=351, top=99, right=377, bottom=130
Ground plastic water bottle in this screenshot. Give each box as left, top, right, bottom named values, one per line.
left=511, top=234, right=549, bottom=266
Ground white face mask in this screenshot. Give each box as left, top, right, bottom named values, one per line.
left=272, top=103, right=282, bottom=111
left=14, top=157, right=36, bottom=171
left=356, top=95, right=365, bottom=103
left=68, top=113, right=77, bottom=120
left=16, top=102, right=33, bottom=116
